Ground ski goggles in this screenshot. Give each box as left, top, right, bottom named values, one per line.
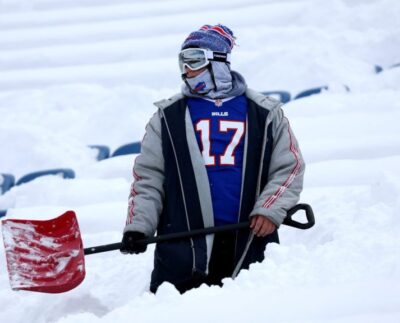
left=178, top=48, right=231, bottom=74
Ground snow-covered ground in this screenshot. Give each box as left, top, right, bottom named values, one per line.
left=1, top=0, right=400, bottom=322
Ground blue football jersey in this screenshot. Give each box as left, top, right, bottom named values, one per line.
left=188, top=95, right=247, bottom=225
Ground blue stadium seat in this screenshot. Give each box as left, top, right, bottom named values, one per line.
left=0, top=173, right=15, bottom=194
left=0, top=210, right=7, bottom=218
left=262, top=91, right=291, bottom=103
left=16, top=168, right=75, bottom=186
left=111, top=142, right=141, bottom=157
left=374, top=65, right=383, bottom=73
left=294, top=86, right=329, bottom=100
left=374, top=63, right=399, bottom=74
left=89, top=145, right=110, bottom=161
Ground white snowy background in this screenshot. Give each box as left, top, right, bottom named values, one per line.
left=1, top=0, right=400, bottom=322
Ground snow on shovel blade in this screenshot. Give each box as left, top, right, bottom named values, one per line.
left=1, top=211, right=85, bottom=293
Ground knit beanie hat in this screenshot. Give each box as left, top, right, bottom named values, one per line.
left=181, top=24, right=236, bottom=53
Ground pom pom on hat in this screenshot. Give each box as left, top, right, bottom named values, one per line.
left=181, top=24, right=236, bottom=53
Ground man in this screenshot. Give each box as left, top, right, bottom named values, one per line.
left=120, top=24, right=305, bottom=293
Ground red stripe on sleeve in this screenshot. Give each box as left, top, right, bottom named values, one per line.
left=262, top=119, right=301, bottom=209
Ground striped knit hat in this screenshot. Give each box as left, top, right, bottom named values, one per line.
left=181, top=24, right=236, bottom=53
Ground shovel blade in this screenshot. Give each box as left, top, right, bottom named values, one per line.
left=1, top=211, right=85, bottom=293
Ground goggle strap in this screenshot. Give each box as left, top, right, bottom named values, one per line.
left=208, top=51, right=231, bottom=63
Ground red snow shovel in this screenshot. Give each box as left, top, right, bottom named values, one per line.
left=1, top=211, right=85, bottom=293
left=1, top=204, right=314, bottom=294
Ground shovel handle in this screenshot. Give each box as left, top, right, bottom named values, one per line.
left=284, top=203, right=315, bottom=230
left=84, top=203, right=314, bottom=255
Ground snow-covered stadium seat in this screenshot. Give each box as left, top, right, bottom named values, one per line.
left=89, top=145, right=110, bottom=161
left=374, top=62, right=399, bottom=74
left=111, top=142, right=141, bottom=157
left=375, top=65, right=383, bottom=73
left=0, top=173, right=15, bottom=194
left=294, top=86, right=329, bottom=100
left=16, top=169, right=75, bottom=186
left=262, top=91, right=291, bottom=103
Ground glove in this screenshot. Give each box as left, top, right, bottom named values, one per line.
left=120, top=231, right=148, bottom=254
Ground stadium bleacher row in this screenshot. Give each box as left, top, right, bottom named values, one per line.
left=0, top=142, right=142, bottom=217
left=1, top=61, right=398, bottom=218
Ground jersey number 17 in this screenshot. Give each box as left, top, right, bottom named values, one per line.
left=195, top=120, right=245, bottom=166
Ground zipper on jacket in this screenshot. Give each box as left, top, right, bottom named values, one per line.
left=255, top=116, right=272, bottom=197
left=233, top=114, right=271, bottom=274
left=233, top=115, right=248, bottom=264
left=159, top=108, right=197, bottom=273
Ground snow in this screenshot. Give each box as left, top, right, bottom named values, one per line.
left=1, top=0, right=400, bottom=322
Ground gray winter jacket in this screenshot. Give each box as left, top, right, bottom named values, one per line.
left=124, top=88, right=305, bottom=291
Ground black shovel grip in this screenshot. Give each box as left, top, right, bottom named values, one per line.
left=84, top=203, right=315, bottom=255
left=284, top=203, right=315, bottom=230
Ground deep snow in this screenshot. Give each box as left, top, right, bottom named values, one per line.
left=1, top=0, right=400, bottom=322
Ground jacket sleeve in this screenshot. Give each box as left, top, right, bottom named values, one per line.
left=250, top=106, right=305, bottom=227
left=123, top=110, right=164, bottom=237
